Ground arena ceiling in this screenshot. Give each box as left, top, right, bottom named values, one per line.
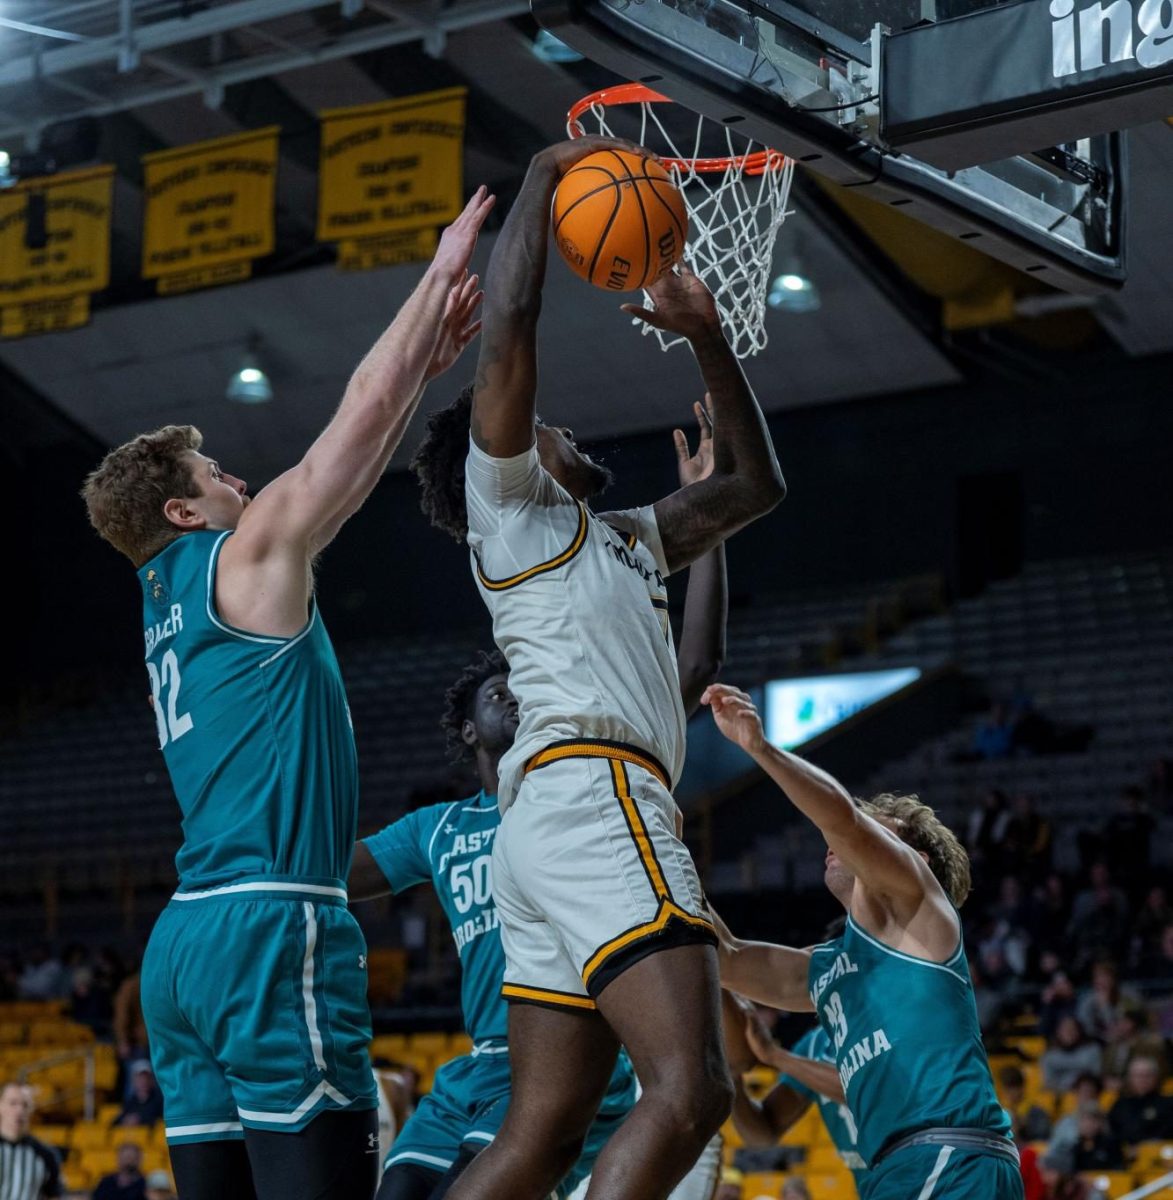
left=1, top=2, right=1172, bottom=485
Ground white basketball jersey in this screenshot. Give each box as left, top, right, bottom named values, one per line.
left=465, top=438, right=686, bottom=811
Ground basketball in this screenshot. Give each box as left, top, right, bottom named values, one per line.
left=552, top=149, right=688, bottom=291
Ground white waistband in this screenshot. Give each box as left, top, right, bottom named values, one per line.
left=171, top=881, right=348, bottom=902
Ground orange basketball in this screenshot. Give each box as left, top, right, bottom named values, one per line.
left=552, top=149, right=688, bottom=292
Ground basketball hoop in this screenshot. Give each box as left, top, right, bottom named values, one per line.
left=569, top=83, right=795, bottom=359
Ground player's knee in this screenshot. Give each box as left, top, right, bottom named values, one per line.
left=647, top=1057, right=733, bottom=1144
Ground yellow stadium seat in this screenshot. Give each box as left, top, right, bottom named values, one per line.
left=110, top=1125, right=152, bottom=1151
left=81, top=1148, right=120, bottom=1178
left=1083, top=1171, right=1136, bottom=1199
left=450, top=1034, right=474, bottom=1057
left=29, top=1125, right=70, bottom=1149
left=806, top=1145, right=844, bottom=1173
left=1006, top=1036, right=1046, bottom=1060
left=805, top=1171, right=856, bottom=1200
left=370, top=1034, right=409, bottom=1061
left=151, top=1123, right=172, bottom=1150
left=1133, top=1143, right=1173, bottom=1174
left=60, top=1165, right=92, bottom=1192
left=98, top=1102, right=123, bottom=1126
left=1139, top=1168, right=1173, bottom=1192
left=740, top=1170, right=784, bottom=1198
left=0, top=1022, right=26, bottom=1045
left=70, top=1122, right=110, bottom=1150
left=141, top=1149, right=171, bottom=1174
left=780, top=1106, right=819, bottom=1148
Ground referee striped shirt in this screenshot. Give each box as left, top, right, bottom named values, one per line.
left=0, top=1135, right=61, bottom=1200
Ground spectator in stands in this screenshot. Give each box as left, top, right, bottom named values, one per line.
left=1070, top=1104, right=1125, bottom=1172
left=780, top=1180, right=811, bottom=1200
left=972, top=703, right=1014, bottom=761
left=0, top=1081, right=61, bottom=1199
left=1017, top=1133, right=1045, bottom=1200
left=69, top=967, right=110, bottom=1035
left=1076, top=960, right=1142, bottom=1044
left=1068, top=869, right=1132, bottom=973
left=998, top=1065, right=1052, bottom=1140
left=1145, top=756, right=1173, bottom=812
left=1028, top=878, right=1071, bottom=967
left=112, top=1063, right=163, bottom=1128
left=111, top=970, right=147, bottom=1099
left=965, top=789, right=1012, bottom=871
left=0, top=954, right=17, bottom=1002
left=1138, top=922, right=1173, bottom=982
left=1108, top=1056, right=1173, bottom=1146
left=1041, top=1016, right=1103, bottom=1094
left=1037, top=1154, right=1094, bottom=1200
left=1134, top=886, right=1172, bottom=963
left=1050, top=1073, right=1106, bottom=1158
left=16, top=946, right=66, bottom=1001
left=1100, top=786, right=1156, bottom=889
left=993, top=875, right=1031, bottom=929
left=1102, top=1002, right=1168, bottom=1088
left=143, top=1171, right=176, bottom=1200
left=1038, top=958, right=1079, bottom=1038
left=92, top=1142, right=146, bottom=1200
left=1002, top=795, right=1052, bottom=875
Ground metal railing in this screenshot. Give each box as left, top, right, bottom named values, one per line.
left=17, top=1046, right=96, bottom=1123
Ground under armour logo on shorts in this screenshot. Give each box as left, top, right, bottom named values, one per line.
left=358, top=954, right=367, bottom=969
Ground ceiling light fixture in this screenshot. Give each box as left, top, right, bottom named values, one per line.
left=767, top=270, right=821, bottom=314
left=226, top=344, right=272, bottom=405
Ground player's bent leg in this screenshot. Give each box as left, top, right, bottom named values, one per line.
left=444, top=1003, right=620, bottom=1200
left=426, top=1145, right=482, bottom=1199
left=244, top=1108, right=380, bottom=1200
left=170, top=1140, right=257, bottom=1200
left=586, top=944, right=733, bottom=1200
left=376, top=1162, right=444, bottom=1200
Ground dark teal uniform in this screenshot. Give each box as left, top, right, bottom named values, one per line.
left=808, top=916, right=1021, bottom=1199
left=779, top=1026, right=866, bottom=1190
left=364, top=792, right=637, bottom=1193
left=137, top=530, right=376, bottom=1144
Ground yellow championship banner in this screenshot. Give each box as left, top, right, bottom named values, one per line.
left=318, top=88, right=465, bottom=243
left=1, top=294, right=90, bottom=339
left=142, top=126, right=279, bottom=285
left=0, top=166, right=114, bottom=307
left=337, top=228, right=438, bottom=272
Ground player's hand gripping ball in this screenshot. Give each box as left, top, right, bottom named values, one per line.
left=552, top=149, right=688, bottom=291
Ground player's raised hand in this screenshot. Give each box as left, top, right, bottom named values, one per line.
left=537, top=135, right=655, bottom=175
left=432, top=185, right=495, bottom=280
left=424, top=271, right=483, bottom=381
left=674, top=394, right=715, bottom=486
left=702, top=683, right=766, bottom=756
left=622, top=261, right=721, bottom=342
left=744, top=1006, right=783, bottom=1070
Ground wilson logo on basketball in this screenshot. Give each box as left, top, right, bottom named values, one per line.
left=605, top=256, right=632, bottom=290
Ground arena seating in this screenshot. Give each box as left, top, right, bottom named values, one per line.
left=732, top=551, right=1173, bottom=888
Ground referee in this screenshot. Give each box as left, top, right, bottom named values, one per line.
left=0, top=1083, right=61, bottom=1200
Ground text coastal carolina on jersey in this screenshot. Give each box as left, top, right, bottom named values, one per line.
left=810, top=949, right=893, bottom=1096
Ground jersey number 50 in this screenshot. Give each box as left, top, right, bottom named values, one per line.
left=451, top=856, right=492, bottom=914
left=147, top=649, right=194, bottom=749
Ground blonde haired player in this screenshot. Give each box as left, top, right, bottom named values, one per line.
left=413, top=134, right=786, bottom=1200
left=701, top=684, right=1022, bottom=1200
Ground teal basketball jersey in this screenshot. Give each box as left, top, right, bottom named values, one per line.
left=138, top=530, right=359, bottom=890
left=364, top=791, right=507, bottom=1043
left=779, top=1026, right=867, bottom=1185
left=807, top=916, right=1011, bottom=1168
left=363, top=791, right=637, bottom=1106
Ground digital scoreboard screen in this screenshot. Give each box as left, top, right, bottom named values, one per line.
left=763, top=668, right=921, bottom=750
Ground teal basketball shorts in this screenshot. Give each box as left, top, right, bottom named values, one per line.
left=140, top=877, right=378, bottom=1145
left=384, top=1044, right=513, bottom=1175
left=862, top=1142, right=1024, bottom=1200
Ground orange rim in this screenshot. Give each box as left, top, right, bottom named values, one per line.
left=567, top=82, right=786, bottom=175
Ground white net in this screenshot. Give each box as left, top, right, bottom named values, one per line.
left=570, top=88, right=795, bottom=359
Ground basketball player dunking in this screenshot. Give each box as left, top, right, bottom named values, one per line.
left=81, top=188, right=493, bottom=1200
left=411, top=136, right=785, bottom=1200
left=702, top=685, right=1023, bottom=1200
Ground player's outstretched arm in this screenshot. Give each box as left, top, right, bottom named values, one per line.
left=702, top=684, right=940, bottom=910
left=348, top=842, right=391, bottom=902
left=627, top=267, right=785, bottom=573
left=219, top=189, right=494, bottom=623
left=673, top=397, right=728, bottom=717
left=470, top=137, right=646, bottom=459
left=742, top=1004, right=845, bottom=1103
left=710, top=904, right=813, bottom=1012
